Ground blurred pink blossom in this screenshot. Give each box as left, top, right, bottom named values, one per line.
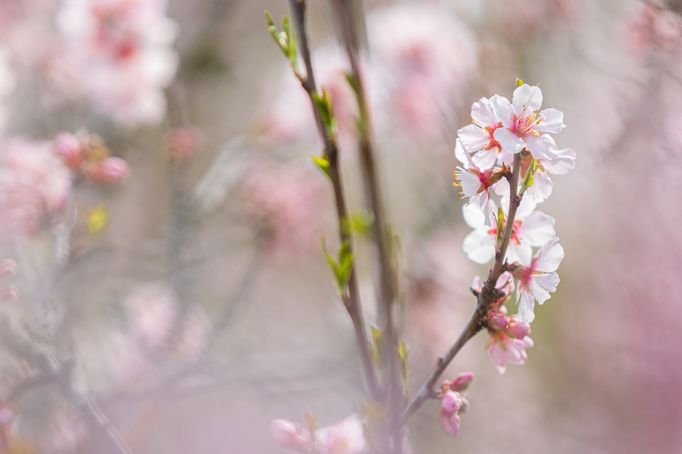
left=57, top=0, right=178, bottom=125
left=47, top=410, right=87, bottom=453
left=240, top=161, right=327, bottom=257
left=0, top=138, right=71, bottom=236
left=85, top=156, right=129, bottom=184
left=627, top=2, right=682, bottom=56
left=271, top=414, right=366, bottom=454
left=166, top=126, right=204, bottom=160
left=123, top=283, right=179, bottom=350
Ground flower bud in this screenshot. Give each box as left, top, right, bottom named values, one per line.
left=86, top=157, right=129, bottom=184
left=506, top=320, right=531, bottom=339
left=440, top=390, right=462, bottom=414
left=53, top=133, right=84, bottom=170
left=440, top=411, right=461, bottom=437
left=487, top=311, right=508, bottom=331
left=450, top=372, right=475, bottom=392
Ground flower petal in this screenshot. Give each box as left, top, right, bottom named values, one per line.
left=535, top=241, right=564, bottom=272
left=463, top=229, right=496, bottom=264
left=494, top=128, right=525, bottom=155
left=458, top=124, right=488, bottom=152
left=537, top=108, right=565, bottom=133
left=512, top=84, right=543, bottom=113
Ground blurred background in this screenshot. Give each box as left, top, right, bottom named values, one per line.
left=0, top=0, right=681, bottom=452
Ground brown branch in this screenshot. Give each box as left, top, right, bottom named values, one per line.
left=330, top=0, right=401, bottom=432
left=286, top=0, right=380, bottom=400
left=400, top=154, right=523, bottom=426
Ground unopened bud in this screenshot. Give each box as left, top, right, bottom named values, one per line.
left=86, top=157, right=129, bottom=184
left=53, top=133, right=83, bottom=170
left=487, top=311, right=508, bottom=331
left=450, top=372, right=475, bottom=392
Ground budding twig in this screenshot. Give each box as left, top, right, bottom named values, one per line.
left=285, top=0, right=381, bottom=400
left=399, top=153, right=523, bottom=427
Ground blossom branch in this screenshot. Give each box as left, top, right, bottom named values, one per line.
left=283, top=0, right=381, bottom=400
left=400, top=154, right=523, bottom=426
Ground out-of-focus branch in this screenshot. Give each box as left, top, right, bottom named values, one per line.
left=330, top=0, right=401, bottom=441
left=286, top=0, right=381, bottom=400
left=400, top=154, right=523, bottom=426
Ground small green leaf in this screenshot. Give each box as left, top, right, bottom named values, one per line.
left=516, top=78, right=525, bottom=87
left=342, top=211, right=374, bottom=237
left=523, top=157, right=538, bottom=190
left=496, top=207, right=505, bottom=246
left=398, top=341, right=409, bottom=386
left=312, top=90, right=337, bottom=140
left=311, top=155, right=331, bottom=180
left=322, top=239, right=355, bottom=293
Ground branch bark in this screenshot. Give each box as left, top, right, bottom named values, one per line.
left=287, top=0, right=381, bottom=400
left=400, top=154, right=523, bottom=426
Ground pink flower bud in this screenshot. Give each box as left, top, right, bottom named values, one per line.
left=450, top=372, right=475, bottom=392
left=270, top=419, right=309, bottom=450
left=86, top=157, right=129, bottom=184
left=440, top=390, right=462, bottom=414
left=506, top=320, right=531, bottom=339
left=166, top=127, right=203, bottom=159
left=53, top=133, right=84, bottom=170
left=440, top=410, right=461, bottom=437
left=487, top=311, right=508, bottom=331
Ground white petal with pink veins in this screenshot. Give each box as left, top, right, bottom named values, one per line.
left=471, top=97, right=497, bottom=126
left=489, top=94, right=514, bottom=127
left=542, top=148, right=575, bottom=175
left=454, top=139, right=470, bottom=165
left=525, top=134, right=558, bottom=160
left=532, top=273, right=560, bottom=304
left=456, top=167, right=481, bottom=198
left=494, top=128, right=525, bottom=154
left=507, top=243, right=533, bottom=266
left=462, top=203, right=486, bottom=229
left=458, top=124, right=488, bottom=152
left=520, top=211, right=556, bottom=246
left=535, top=241, right=564, bottom=272
left=512, top=84, right=543, bottom=113
left=517, top=291, right=536, bottom=323
left=537, top=108, right=566, bottom=133
left=471, top=148, right=497, bottom=170
left=463, top=229, right=495, bottom=264
left=524, top=170, right=553, bottom=204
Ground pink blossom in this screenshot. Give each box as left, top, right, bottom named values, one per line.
left=271, top=415, right=366, bottom=454
left=166, top=126, right=203, bottom=159
left=462, top=197, right=555, bottom=265
left=487, top=331, right=534, bottom=374
left=123, top=283, right=179, bottom=349
left=369, top=3, right=478, bottom=141
left=0, top=138, right=71, bottom=236
left=450, top=371, right=475, bottom=392
left=57, top=0, right=178, bottom=125
left=514, top=239, right=564, bottom=322
left=53, top=132, right=84, bottom=170
left=491, top=84, right=566, bottom=161
left=457, top=95, right=514, bottom=169
left=627, top=2, right=682, bottom=56
left=240, top=161, right=327, bottom=257
left=85, top=156, right=129, bottom=184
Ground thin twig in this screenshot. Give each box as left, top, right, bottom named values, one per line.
left=400, top=154, right=523, bottom=426
left=287, top=0, right=381, bottom=400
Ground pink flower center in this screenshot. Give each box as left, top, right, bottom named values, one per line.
left=483, top=123, right=503, bottom=151
left=518, top=258, right=538, bottom=290
left=510, top=113, right=538, bottom=139
left=486, top=220, right=523, bottom=243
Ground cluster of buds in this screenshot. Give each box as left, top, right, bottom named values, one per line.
left=271, top=414, right=366, bottom=454
left=438, top=372, right=474, bottom=437
left=53, top=132, right=128, bottom=184
left=455, top=80, right=575, bottom=373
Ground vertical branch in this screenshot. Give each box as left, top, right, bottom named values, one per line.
left=400, top=154, right=523, bottom=426
left=286, top=0, right=381, bottom=400
left=330, top=0, right=402, bottom=443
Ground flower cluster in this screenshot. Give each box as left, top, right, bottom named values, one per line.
left=271, top=414, right=366, bottom=454
left=53, top=132, right=129, bottom=184
left=455, top=82, right=575, bottom=372
left=57, top=0, right=178, bottom=125
left=438, top=372, right=474, bottom=437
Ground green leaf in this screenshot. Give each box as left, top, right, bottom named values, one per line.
left=516, top=78, right=525, bottom=87
left=322, top=239, right=355, bottom=293
left=523, top=157, right=538, bottom=190
left=312, top=90, right=337, bottom=139
left=264, top=11, right=297, bottom=69
left=398, top=341, right=409, bottom=385
left=342, top=211, right=374, bottom=237
left=311, top=155, right=331, bottom=180
left=496, top=207, right=505, bottom=246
